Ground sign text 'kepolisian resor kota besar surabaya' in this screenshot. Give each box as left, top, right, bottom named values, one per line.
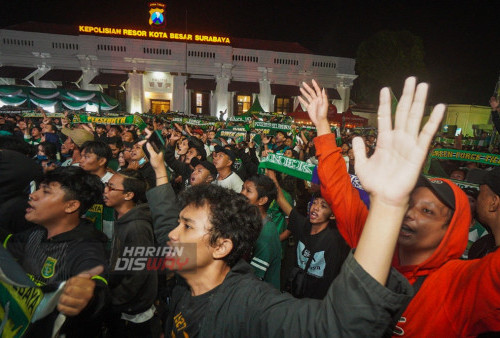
left=78, top=25, right=231, bottom=44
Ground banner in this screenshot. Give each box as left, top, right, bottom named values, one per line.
left=0, top=110, right=33, bottom=115
left=72, top=114, right=147, bottom=130
left=430, top=148, right=500, bottom=166
left=228, top=116, right=253, bottom=122
left=435, top=137, right=489, bottom=146
left=21, top=112, right=66, bottom=118
left=258, top=153, right=315, bottom=181
left=171, top=117, right=219, bottom=129
left=215, top=129, right=257, bottom=139
left=252, top=121, right=292, bottom=133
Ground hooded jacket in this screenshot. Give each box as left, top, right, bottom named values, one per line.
left=315, top=133, right=500, bottom=336
left=166, top=252, right=412, bottom=337
left=109, top=203, right=157, bottom=315
left=147, top=180, right=413, bottom=337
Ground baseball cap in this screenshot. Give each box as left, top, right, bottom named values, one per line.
left=62, top=127, right=94, bottom=148
left=416, top=176, right=455, bottom=210
left=191, top=158, right=218, bottom=180
left=214, top=145, right=236, bottom=162
left=480, top=167, right=500, bottom=196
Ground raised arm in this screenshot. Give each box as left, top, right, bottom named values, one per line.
left=330, top=78, right=444, bottom=284
left=265, top=169, right=292, bottom=216
left=145, top=142, right=180, bottom=245
left=299, top=81, right=368, bottom=247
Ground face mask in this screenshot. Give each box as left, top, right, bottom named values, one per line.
left=36, top=155, right=48, bottom=161
left=138, top=157, right=147, bottom=166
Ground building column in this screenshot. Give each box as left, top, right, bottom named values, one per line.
left=80, top=68, right=100, bottom=91
left=126, top=72, right=144, bottom=114
left=229, top=91, right=236, bottom=117
left=258, top=67, right=272, bottom=112
left=336, top=84, right=350, bottom=113
left=171, top=74, right=186, bottom=113
left=33, top=66, right=55, bottom=88
left=215, top=74, right=230, bottom=118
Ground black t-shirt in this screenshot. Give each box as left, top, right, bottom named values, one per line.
left=171, top=285, right=220, bottom=337
left=288, top=208, right=350, bottom=299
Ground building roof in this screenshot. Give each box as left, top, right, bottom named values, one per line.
left=2, top=22, right=312, bottom=54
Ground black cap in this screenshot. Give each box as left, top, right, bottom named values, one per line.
left=416, top=176, right=455, bottom=210
left=214, top=145, right=236, bottom=162
left=481, top=167, right=500, bottom=196
left=191, top=158, right=218, bottom=180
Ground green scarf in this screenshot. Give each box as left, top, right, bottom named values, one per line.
left=258, top=153, right=315, bottom=181
left=430, top=148, right=500, bottom=166
left=72, top=114, right=147, bottom=130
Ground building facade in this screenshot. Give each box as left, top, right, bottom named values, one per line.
left=0, top=22, right=357, bottom=117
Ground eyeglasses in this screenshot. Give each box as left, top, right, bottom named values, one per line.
left=104, top=182, right=125, bottom=192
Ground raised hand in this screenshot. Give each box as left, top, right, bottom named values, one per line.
left=352, top=77, right=445, bottom=207
left=146, top=142, right=166, bottom=174
left=299, top=80, right=330, bottom=136
left=57, top=265, right=103, bottom=316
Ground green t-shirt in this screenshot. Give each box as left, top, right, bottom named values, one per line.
left=250, top=219, right=281, bottom=289
left=267, top=189, right=293, bottom=258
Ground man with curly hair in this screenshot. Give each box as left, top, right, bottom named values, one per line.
left=140, top=78, right=442, bottom=334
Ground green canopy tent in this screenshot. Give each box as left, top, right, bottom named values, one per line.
left=246, top=96, right=265, bottom=114
left=0, top=85, right=120, bottom=112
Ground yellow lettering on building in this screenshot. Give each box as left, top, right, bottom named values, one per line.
left=79, top=25, right=230, bottom=44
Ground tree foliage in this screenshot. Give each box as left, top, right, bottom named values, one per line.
left=355, top=30, right=427, bottom=103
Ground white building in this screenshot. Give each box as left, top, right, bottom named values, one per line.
left=0, top=22, right=357, bottom=117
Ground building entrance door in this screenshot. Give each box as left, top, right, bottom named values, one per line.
left=150, top=99, right=170, bottom=114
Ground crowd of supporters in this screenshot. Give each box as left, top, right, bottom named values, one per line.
left=0, top=79, right=499, bottom=337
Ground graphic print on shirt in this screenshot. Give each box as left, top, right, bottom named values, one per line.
left=297, top=241, right=326, bottom=278
left=172, top=312, right=189, bottom=337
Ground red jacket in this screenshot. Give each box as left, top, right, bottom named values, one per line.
left=315, top=133, right=500, bottom=337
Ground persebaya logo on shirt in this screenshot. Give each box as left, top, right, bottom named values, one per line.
left=41, top=257, right=57, bottom=279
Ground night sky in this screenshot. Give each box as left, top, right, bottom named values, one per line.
left=1, top=0, right=498, bottom=105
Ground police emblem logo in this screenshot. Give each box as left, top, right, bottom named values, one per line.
left=41, top=256, right=57, bottom=279
left=148, top=2, right=166, bottom=27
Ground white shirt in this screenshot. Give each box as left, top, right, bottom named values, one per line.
left=213, top=171, right=243, bottom=193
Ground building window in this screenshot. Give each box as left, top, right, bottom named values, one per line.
left=236, top=95, right=252, bottom=115
left=274, top=96, right=293, bottom=114
left=195, top=93, right=203, bottom=114
left=190, top=91, right=210, bottom=115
